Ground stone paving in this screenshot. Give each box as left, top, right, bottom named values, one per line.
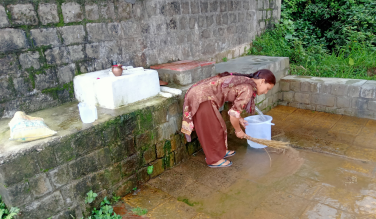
left=114, top=106, right=376, bottom=218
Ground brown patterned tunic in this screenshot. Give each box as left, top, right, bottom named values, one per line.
left=181, top=75, right=258, bottom=146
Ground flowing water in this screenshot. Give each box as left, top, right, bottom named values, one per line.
left=255, top=106, right=267, bottom=121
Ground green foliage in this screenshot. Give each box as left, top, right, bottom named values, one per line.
left=111, top=194, right=121, bottom=203
left=0, top=196, right=19, bottom=219
left=85, top=190, right=98, bottom=204
left=248, top=0, right=376, bottom=80
left=222, top=57, right=228, bottom=62
left=281, top=0, right=376, bottom=48
left=82, top=191, right=121, bottom=219
left=162, top=140, right=172, bottom=168
left=177, top=197, right=198, bottom=206
left=130, top=207, right=148, bottom=216
left=100, top=197, right=111, bottom=206
left=41, top=81, right=75, bottom=100
left=147, top=165, right=153, bottom=175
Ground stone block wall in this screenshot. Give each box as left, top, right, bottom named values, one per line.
left=279, top=76, right=376, bottom=119
left=0, top=0, right=281, bottom=119
left=0, top=96, right=202, bottom=219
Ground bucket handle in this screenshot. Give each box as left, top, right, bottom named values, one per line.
left=246, top=122, right=275, bottom=126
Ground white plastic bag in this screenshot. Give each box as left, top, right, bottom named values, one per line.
left=9, top=111, right=57, bottom=142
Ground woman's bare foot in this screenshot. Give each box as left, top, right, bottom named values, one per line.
left=211, top=159, right=231, bottom=166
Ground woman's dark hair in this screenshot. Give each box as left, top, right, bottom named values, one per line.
left=218, top=69, right=276, bottom=85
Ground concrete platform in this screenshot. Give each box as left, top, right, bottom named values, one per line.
left=269, top=106, right=376, bottom=162
left=117, top=107, right=376, bottom=219
left=117, top=142, right=376, bottom=218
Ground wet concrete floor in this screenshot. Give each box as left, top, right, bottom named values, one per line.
left=268, top=106, right=376, bottom=162
left=114, top=106, right=376, bottom=218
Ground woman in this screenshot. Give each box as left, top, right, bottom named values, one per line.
left=181, top=69, right=276, bottom=168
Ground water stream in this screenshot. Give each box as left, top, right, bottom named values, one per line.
left=255, top=106, right=267, bottom=121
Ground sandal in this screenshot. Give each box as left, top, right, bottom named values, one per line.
left=208, top=159, right=233, bottom=168
left=224, top=150, right=236, bottom=159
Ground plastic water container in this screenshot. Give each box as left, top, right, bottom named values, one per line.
left=78, top=102, right=98, bottom=123
left=244, top=115, right=274, bottom=148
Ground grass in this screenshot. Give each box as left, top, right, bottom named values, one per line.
left=177, top=197, right=199, bottom=206
left=291, top=44, right=376, bottom=80
left=131, top=207, right=148, bottom=216
left=248, top=27, right=376, bottom=80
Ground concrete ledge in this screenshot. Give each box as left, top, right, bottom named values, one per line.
left=0, top=88, right=199, bottom=218
left=151, top=60, right=216, bottom=85
left=279, top=75, right=376, bottom=119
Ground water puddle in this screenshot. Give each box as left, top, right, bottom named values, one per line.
left=121, top=134, right=376, bottom=218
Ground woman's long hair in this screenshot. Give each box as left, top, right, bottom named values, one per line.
left=218, top=69, right=276, bottom=85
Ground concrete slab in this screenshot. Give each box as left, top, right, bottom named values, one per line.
left=215, top=55, right=289, bottom=79
left=150, top=60, right=216, bottom=85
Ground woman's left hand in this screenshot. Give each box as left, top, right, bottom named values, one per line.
left=239, top=117, right=248, bottom=129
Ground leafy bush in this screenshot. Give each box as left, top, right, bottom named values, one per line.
left=0, top=196, right=19, bottom=219
left=281, top=0, right=376, bottom=49
left=85, top=190, right=98, bottom=204
left=248, top=0, right=376, bottom=79
left=82, top=191, right=121, bottom=219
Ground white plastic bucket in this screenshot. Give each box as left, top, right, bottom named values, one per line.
left=244, top=115, right=274, bottom=148
left=78, top=102, right=98, bottom=123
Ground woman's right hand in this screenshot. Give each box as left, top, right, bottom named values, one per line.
left=235, top=130, right=246, bottom=139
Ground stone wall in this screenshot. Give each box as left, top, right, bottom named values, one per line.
left=0, top=95, right=202, bottom=219
left=0, top=0, right=281, bottom=119
left=279, top=75, right=376, bottom=119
